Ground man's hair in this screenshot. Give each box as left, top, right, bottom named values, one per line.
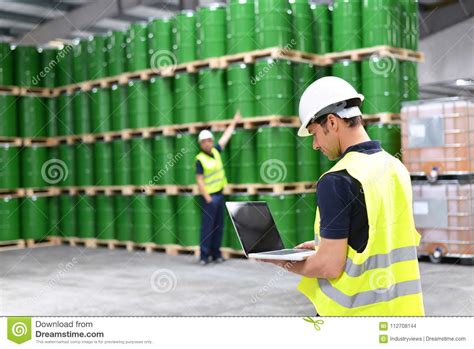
left=314, top=113, right=363, bottom=130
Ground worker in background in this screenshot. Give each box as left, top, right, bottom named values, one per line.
left=196, top=113, right=241, bottom=265
left=260, top=76, right=425, bottom=316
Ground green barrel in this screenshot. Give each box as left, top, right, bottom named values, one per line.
left=293, top=63, right=317, bottom=115
left=126, top=22, right=148, bottom=72
left=152, top=135, right=175, bottom=185
left=0, top=42, right=13, bottom=85
left=57, top=94, right=74, bottom=136
left=290, top=0, right=314, bottom=52
left=72, top=90, right=90, bottom=134
left=333, top=0, right=362, bottom=51
left=0, top=197, right=20, bottom=241
left=362, top=0, right=401, bottom=48
left=110, top=84, right=128, bottom=131
left=255, top=59, right=294, bottom=116
left=400, top=61, right=418, bottom=101
left=227, top=63, right=255, bottom=117
left=173, top=10, right=197, bottom=64
left=87, top=35, right=107, bottom=79
left=198, top=68, right=228, bottom=122
left=73, top=40, right=88, bottom=83
left=131, top=195, right=152, bottom=243
left=174, top=72, right=198, bottom=124
left=115, top=196, right=132, bottom=241
left=365, top=123, right=401, bottom=157
left=176, top=194, right=200, bottom=246
left=331, top=60, right=361, bottom=91
left=58, top=144, right=75, bottom=187
left=255, top=0, right=293, bottom=49
left=127, top=80, right=149, bottom=128
left=256, top=126, right=297, bottom=183
left=258, top=194, right=297, bottom=248
left=19, top=96, right=45, bottom=137
left=230, top=129, right=257, bottom=184
left=0, top=94, right=17, bottom=137
left=152, top=195, right=177, bottom=244
left=94, top=141, right=113, bottom=185
left=362, top=56, right=400, bottom=114
left=40, top=48, right=57, bottom=87
left=224, top=194, right=256, bottom=249
left=95, top=195, right=115, bottom=240
left=130, top=138, right=153, bottom=185
left=196, top=3, right=227, bottom=59
left=174, top=133, right=197, bottom=185
left=90, top=87, right=111, bottom=133
left=106, top=31, right=125, bottom=76
left=45, top=97, right=57, bottom=137
left=311, top=3, right=332, bottom=54
left=76, top=194, right=95, bottom=238
left=149, top=76, right=174, bottom=126
left=401, top=0, right=419, bottom=50
left=75, top=142, right=94, bottom=186
left=0, top=145, right=20, bottom=189
left=59, top=195, right=76, bottom=237
left=319, top=152, right=336, bottom=173
left=296, top=192, right=316, bottom=243
left=56, top=44, right=73, bottom=87
left=296, top=135, right=320, bottom=182
left=21, top=145, right=48, bottom=188
left=21, top=196, right=48, bottom=240
left=112, top=139, right=131, bottom=185
left=14, top=46, right=40, bottom=87
left=227, top=0, right=256, bottom=54
left=48, top=196, right=60, bottom=236
left=148, top=17, right=173, bottom=64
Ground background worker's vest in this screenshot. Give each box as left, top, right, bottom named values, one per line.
left=195, top=147, right=228, bottom=194
left=298, top=150, right=425, bottom=316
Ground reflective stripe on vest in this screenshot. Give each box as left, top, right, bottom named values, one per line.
left=297, top=150, right=425, bottom=316
left=195, top=147, right=228, bottom=194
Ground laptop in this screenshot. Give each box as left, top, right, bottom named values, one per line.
left=225, top=201, right=316, bottom=261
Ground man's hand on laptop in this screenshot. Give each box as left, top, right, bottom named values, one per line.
left=295, top=240, right=316, bottom=250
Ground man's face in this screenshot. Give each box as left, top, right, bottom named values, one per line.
left=199, top=138, right=214, bottom=153
left=307, top=117, right=340, bottom=161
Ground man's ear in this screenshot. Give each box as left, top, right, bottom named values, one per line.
left=328, top=113, right=339, bottom=131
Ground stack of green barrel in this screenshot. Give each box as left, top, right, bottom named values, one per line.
left=77, top=194, right=95, bottom=238
left=0, top=93, right=17, bottom=137
left=332, top=0, right=362, bottom=52
left=131, top=194, right=152, bottom=243
left=293, top=62, right=317, bottom=115
left=198, top=68, right=228, bottom=121
left=365, top=123, right=401, bottom=158
left=255, top=0, right=293, bottom=49
left=40, top=47, right=58, bottom=87
left=197, top=3, right=227, bottom=59
left=0, top=144, right=20, bottom=189
left=362, top=0, right=400, bottom=48
left=173, top=11, right=197, bottom=64
left=332, top=60, right=361, bottom=92
left=227, top=63, right=255, bottom=117
left=130, top=138, right=153, bottom=185
left=106, top=31, right=125, bottom=77
left=227, top=0, right=256, bottom=54
left=290, top=0, right=314, bottom=53
left=88, top=35, right=108, bottom=79
left=296, top=192, right=316, bottom=243
left=296, top=136, right=319, bottom=182
left=0, top=197, right=20, bottom=241
left=152, top=194, right=177, bottom=244
left=230, top=129, right=257, bottom=184
left=14, top=46, right=40, bottom=87
left=126, top=23, right=148, bottom=72
left=176, top=194, right=200, bottom=246
left=148, top=17, right=173, bottom=66
left=0, top=42, right=13, bottom=85
left=257, top=127, right=296, bottom=183
left=311, top=3, right=332, bottom=54
left=73, top=39, right=88, bottom=83
left=127, top=80, right=149, bottom=128
left=153, top=135, right=175, bottom=185
left=174, top=72, right=198, bottom=124
left=149, top=76, right=174, bottom=125
left=22, top=196, right=49, bottom=240
left=115, top=195, right=131, bottom=242
left=174, top=133, right=197, bottom=185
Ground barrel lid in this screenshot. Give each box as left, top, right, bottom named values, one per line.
left=198, top=2, right=226, bottom=10
left=178, top=9, right=195, bottom=16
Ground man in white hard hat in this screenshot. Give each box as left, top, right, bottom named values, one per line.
left=196, top=113, right=241, bottom=265
left=260, top=76, right=424, bottom=316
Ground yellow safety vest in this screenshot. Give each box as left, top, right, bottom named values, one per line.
left=195, top=147, right=228, bottom=194
left=298, top=150, right=425, bottom=316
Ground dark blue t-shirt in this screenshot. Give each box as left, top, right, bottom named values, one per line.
left=316, top=140, right=382, bottom=253
left=195, top=144, right=222, bottom=175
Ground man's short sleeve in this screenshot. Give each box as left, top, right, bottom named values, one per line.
left=196, top=159, right=204, bottom=175
left=316, top=172, right=353, bottom=239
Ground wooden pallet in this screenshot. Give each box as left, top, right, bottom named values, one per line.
left=0, top=239, right=26, bottom=252
left=221, top=47, right=321, bottom=67
left=94, top=239, right=119, bottom=249
left=0, top=85, right=21, bottom=95
left=23, top=137, right=58, bottom=146
left=60, top=237, right=96, bottom=248
left=363, top=113, right=401, bottom=123
left=322, top=45, right=424, bottom=65
left=226, top=182, right=316, bottom=195
left=19, top=87, right=54, bottom=97
left=0, top=188, right=25, bottom=199
left=221, top=247, right=246, bottom=260
left=0, top=137, right=22, bottom=146
left=25, top=237, right=60, bottom=248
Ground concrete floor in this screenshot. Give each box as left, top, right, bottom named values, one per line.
left=0, top=246, right=472, bottom=316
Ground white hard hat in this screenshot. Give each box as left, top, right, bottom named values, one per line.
left=198, top=129, right=214, bottom=142
left=297, top=76, right=365, bottom=137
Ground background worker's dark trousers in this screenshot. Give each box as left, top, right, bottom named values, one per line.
left=199, top=193, right=224, bottom=262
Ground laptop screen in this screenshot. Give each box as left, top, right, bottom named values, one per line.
left=225, top=201, right=285, bottom=254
